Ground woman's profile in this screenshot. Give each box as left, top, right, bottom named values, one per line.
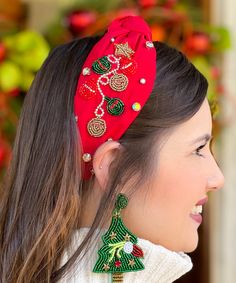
left=0, top=16, right=224, bottom=283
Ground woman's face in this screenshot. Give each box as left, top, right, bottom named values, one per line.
left=122, top=98, right=225, bottom=252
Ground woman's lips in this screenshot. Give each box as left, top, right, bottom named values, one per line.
left=190, top=196, right=207, bottom=224
left=190, top=213, right=202, bottom=224
left=196, top=196, right=208, bottom=206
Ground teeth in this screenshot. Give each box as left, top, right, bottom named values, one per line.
left=191, top=205, right=202, bottom=215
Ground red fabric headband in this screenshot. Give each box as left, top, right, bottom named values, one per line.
left=74, top=15, right=157, bottom=179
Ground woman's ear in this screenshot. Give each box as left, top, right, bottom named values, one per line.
left=92, top=140, right=121, bottom=189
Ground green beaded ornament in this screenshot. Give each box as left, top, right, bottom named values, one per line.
left=105, top=96, right=125, bottom=116
left=92, top=56, right=111, bottom=74
left=93, top=194, right=145, bottom=283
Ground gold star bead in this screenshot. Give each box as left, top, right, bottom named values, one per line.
left=103, top=263, right=110, bottom=271
left=115, top=42, right=135, bottom=59
left=124, top=233, right=131, bottom=241
left=113, top=211, right=120, bottom=218
left=110, top=231, right=117, bottom=240
left=128, top=259, right=135, bottom=267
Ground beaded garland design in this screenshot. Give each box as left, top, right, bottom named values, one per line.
left=93, top=194, right=144, bottom=283
left=79, top=42, right=138, bottom=138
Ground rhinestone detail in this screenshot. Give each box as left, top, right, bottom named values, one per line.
left=132, top=102, right=141, bottom=112
left=146, top=41, right=154, bottom=48
left=82, top=67, right=91, bottom=75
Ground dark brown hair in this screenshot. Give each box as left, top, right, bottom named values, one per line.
left=0, top=35, right=208, bottom=282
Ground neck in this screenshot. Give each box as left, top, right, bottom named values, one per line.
left=79, top=180, right=103, bottom=227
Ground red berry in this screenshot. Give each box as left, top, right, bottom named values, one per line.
left=0, top=42, right=7, bottom=62
left=115, top=260, right=122, bottom=268
left=8, top=88, right=20, bottom=97
left=211, top=67, right=220, bottom=79
left=151, top=25, right=166, bottom=41
left=184, top=33, right=211, bottom=55
left=216, top=84, right=224, bottom=94
left=139, top=0, right=157, bottom=8
left=0, top=144, right=6, bottom=167
left=163, top=0, right=177, bottom=9
left=66, top=10, right=97, bottom=35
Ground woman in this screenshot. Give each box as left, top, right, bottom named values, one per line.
left=0, top=16, right=224, bottom=283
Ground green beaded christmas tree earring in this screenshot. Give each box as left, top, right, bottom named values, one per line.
left=93, top=193, right=145, bottom=282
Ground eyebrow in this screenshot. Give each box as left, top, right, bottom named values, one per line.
left=190, top=134, right=213, bottom=145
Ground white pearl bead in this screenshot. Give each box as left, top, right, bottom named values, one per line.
left=111, top=37, right=115, bottom=43
left=82, top=153, right=91, bottom=162
left=140, top=78, right=146, bottom=84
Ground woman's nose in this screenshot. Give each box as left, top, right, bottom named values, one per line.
left=207, top=159, right=225, bottom=192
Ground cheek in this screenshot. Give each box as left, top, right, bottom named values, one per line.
left=152, top=159, right=204, bottom=214
left=121, top=158, right=205, bottom=248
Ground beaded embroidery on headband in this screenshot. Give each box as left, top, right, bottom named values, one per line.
left=74, top=16, right=157, bottom=179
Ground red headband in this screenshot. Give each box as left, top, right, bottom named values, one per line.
left=74, top=16, right=156, bottom=179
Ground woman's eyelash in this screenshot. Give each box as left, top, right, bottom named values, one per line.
left=195, top=144, right=207, bottom=156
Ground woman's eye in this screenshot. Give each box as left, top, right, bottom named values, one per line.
left=195, top=144, right=206, bottom=157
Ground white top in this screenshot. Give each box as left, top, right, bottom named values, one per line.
left=59, top=227, right=193, bottom=283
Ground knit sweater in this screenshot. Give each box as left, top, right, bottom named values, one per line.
left=59, top=227, right=193, bottom=283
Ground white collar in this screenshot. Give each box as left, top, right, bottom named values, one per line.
left=60, top=227, right=193, bottom=283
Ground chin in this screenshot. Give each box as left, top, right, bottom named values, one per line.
left=182, top=235, right=199, bottom=253
left=159, top=237, right=199, bottom=253
left=183, top=244, right=198, bottom=253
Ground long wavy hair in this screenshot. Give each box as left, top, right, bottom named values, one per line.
left=0, top=35, right=208, bottom=282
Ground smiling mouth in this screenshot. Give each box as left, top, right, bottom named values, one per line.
left=189, top=196, right=208, bottom=224
left=190, top=213, right=202, bottom=224
left=191, top=205, right=202, bottom=214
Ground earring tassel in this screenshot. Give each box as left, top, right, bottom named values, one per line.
left=112, top=272, right=123, bottom=282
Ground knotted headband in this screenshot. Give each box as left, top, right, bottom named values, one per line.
left=74, top=16, right=156, bottom=179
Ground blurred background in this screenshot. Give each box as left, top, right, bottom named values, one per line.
left=0, top=0, right=235, bottom=282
